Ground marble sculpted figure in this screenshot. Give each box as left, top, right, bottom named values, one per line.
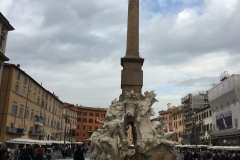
left=89, top=90, right=177, bottom=160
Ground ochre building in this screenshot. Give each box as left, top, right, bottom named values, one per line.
left=0, top=13, right=14, bottom=86
left=0, top=63, right=63, bottom=142
left=63, top=103, right=77, bottom=142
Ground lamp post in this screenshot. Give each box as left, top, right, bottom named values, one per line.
left=63, top=108, right=69, bottom=146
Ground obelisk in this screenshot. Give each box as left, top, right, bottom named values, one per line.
left=120, top=0, right=144, bottom=101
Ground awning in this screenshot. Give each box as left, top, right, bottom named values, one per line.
left=210, top=128, right=240, bottom=137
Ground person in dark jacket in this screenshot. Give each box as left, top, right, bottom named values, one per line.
left=34, top=146, right=44, bottom=160
left=23, top=147, right=34, bottom=160
left=221, top=151, right=231, bottom=160
left=74, top=146, right=84, bottom=160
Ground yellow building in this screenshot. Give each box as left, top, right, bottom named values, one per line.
left=172, top=106, right=184, bottom=144
left=0, top=13, right=14, bottom=86
left=63, top=103, right=77, bottom=142
left=0, top=63, right=63, bottom=142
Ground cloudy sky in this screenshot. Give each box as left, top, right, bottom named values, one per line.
left=1, top=0, right=240, bottom=117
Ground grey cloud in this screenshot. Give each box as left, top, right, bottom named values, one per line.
left=177, top=76, right=219, bottom=87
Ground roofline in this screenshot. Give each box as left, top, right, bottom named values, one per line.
left=0, top=12, right=14, bottom=31
left=0, top=52, right=9, bottom=61
left=3, top=63, right=62, bottom=103
left=63, top=102, right=107, bottom=111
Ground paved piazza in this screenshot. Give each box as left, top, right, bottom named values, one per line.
left=58, top=153, right=184, bottom=160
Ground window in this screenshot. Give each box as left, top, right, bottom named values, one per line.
left=44, top=116, right=46, bottom=125
left=101, top=114, right=105, bottom=117
left=235, top=119, right=238, bottom=128
left=77, top=125, right=80, bottom=129
left=95, top=127, right=98, bottom=131
left=209, top=110, right=212, bottom=116
left=15, top=83, right=19, bottom=93
left=19, top=107, right=24, bottom=117
left=89, top=113, right=93, bottom=116
left=82, top=133, right=85, bottom=136
left=28, top=90, right=31, bottom=99
left=83, top=126, right=86, bottom=130
left=95, top=113, right=99, bottom=117
left=25, top=109, right=29, bottom=119
left=17, top=70, right=20, bottom=80
left=41, top=101, right=44, bottom=108
left=12, top=103, right=18, bottom=115
left=206, top=112, right=208, bottom=118
left=83, top=112, right=87, bottom=116
left=83, top=118, right=87, bottom=122
left=89, top=126, right=92, bottom=131
left=77, top=133, right=79, bottom=136
left=227, top=102, right=230, bottom=108
left=30, top=109, right=34, bottom=121
left=37, top=97, right=40, bottom=105
left=23, top=87, right=26, bottom=96
left=89, top=119, right=93, bottom=123
left=233, top=99, right=236, bottom=106
left=24, top=76, right=28, bottom=84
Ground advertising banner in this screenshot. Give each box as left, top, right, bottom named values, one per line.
left=216, top=111, right=233, bottom=131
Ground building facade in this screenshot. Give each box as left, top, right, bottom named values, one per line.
left=172, top=106, right=184, bottom=144
left=192, top=106, right=212, bottom=145
left=208, top=73, right=240, bottom=145
left=72, top=105, right=107, bottom=146
left=0, top=13, right=14, bottom=86
left=159, top=103, right=179, bottom=132
left=63, top=103, right=77, bottom=142
left=181, top=92, right=209, bottom=144
left=0, top=63, right=63, bottom=142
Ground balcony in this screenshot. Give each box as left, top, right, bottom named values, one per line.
left=17, top=128, right=25, bottom=135
left=65, top=132, right=76, bottom=137
left=29, top=130, right=47, bottom=136
left=34, top=116, right=44, bottom=126
left=87, top=130, right=94, bottom=133
left=6, top=126, right=17, bottom=134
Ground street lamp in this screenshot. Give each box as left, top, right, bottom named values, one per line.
left=63, top=108, right=69, bottom=146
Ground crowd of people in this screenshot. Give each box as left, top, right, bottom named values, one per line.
left=0, top=144, right=85, bottom=160
left=178, top=149, right=240, bottom=160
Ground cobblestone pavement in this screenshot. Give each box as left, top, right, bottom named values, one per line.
left=59, top=154, right=184, bottom=160
left=176, top=152, right=184, bottom=160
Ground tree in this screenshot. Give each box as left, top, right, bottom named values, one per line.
left=190, top=120, right=205, bottom=145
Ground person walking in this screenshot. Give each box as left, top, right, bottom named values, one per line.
left=74, top=146, right=84, bottom=160
left=34, top=146, right=44, bottom=160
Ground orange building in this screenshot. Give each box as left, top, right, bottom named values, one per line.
left=158, top=103, right=178, bottom=132
left=71, top=105, right=107, bottom=146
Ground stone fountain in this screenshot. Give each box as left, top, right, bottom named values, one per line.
left=89, top=90, right=177, bottom=160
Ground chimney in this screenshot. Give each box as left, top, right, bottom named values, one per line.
left=17, top=64, right=20, bottom=68
left=167, top=103, right=171, bottom=109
